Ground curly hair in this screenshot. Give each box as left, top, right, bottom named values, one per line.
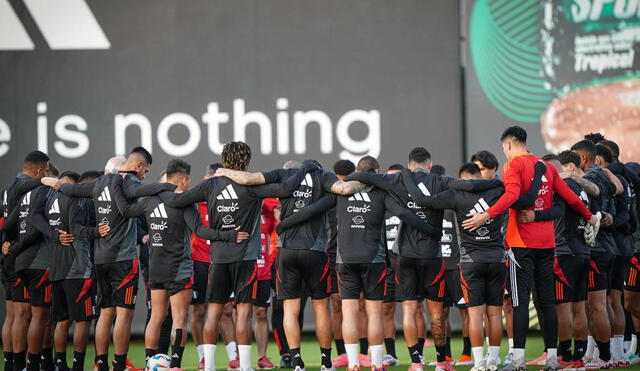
left=221, top=141, right=252, bottom=171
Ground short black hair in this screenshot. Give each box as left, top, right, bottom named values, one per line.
left=500, top=126, right=527, bottom=143
left=584, top=132, right=605, bottom=144
left=357, top=156, right=380, bottom=173
left=130, top=146, right=153, bottom=165
left=24, top=150, right=49, bottom=166
left=571, top=140, right=596, bottom=161
left=387, top=164, right=403, bottom=171
left=333, top=160, right=355, bottom=176
left=47, top=163, right=60, bottom=177
left=166, top=159, right=191, bottom=179
left=470, top=150, right=499, bottom=170
left=205, top=163, right=223, bottom=176
left=459, top=162, right=481, bottom=177
left=558, top=150, right=581, bottom=168
left=79, top=170, right=101, bottom=183
left=599, top=139, right=620, bottom=160
left=59, top=171, right=80, bottom=183
left=542, top=154, right=559, bottom=162
left=408, top=147, right=431, bottom=164
left=595, top=144, right=613, bottom=165
left=430, top=164, right=446, bottom=176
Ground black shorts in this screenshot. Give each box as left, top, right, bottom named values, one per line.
left=337, top=263, right=387, bottom=300
left=15, top=269, right=52, bottom=307
left=460, top=262, right=506, bottom=307
left=95, top=259, right=139, bottom=309
left=276, top=249, right=331, bottom=300
left=625, top=255, right=640, bottom=292
left=395, top=256, right=445, bottom=302
left=554, top=255, right=588, bottom=303
left=588, top=253, right=613, bottom=292
left=608, top=255, right=627, bottom=292
left=192, top=261, right=209, bottom=305
left=207, top=260, right=257, bottom=304
left=384, top=253, right=398, bottom=303
left=328, top=257, right=339, bottom=295
left=149, top=277, right=193, bottom=297
left=443, top=268, right=465, bottom=308
left=254, top=280, right=272, bottom=307
left=52, top=278, right=97, bottom=322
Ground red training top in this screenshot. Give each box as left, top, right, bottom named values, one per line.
left=191, top=202, right=211, bottom=263
left=258, top=198, right=278, bottom=281
left=486, top=153, right=592, bottom=249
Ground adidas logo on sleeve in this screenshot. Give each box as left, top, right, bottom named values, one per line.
left=348, top=192, right=371, bottom=202
left=469, top=197, right=490, bottom=214
left=301, top=173, right=313, bottom=187
left=48, top=199, right=60, bottom=214
left=149, top=203, right=168, bottom=218
left=20, top=192, right=31, bottom=205
left=217, top=184, right=239, bottom=200
left=97, top=187, right=111, bottom=202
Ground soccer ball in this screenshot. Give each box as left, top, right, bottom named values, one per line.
left=146, top=354, right=171, bottom=371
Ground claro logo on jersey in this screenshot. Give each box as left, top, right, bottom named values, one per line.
left=217, top=202, right=239, bottom=213
left=347, top=204, right=371, bottom=213
left=150, top=221, right=168, bottom=231
left=98, top=204, right=112, bottom=214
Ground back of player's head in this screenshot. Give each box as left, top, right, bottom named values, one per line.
left=128, top=146, right=153, bottom=165
left=166, top=159, right=191, bottom=181
left=542, top=154, right=559, bottom=162
left=599, top=139, right=620, bottom=160
left=221, top=141, right=251, bottom=171
left=458, top=162, right=481, bottom=178
left=356, top=156, right=380, bottom=173
left=500, top=126, right=527, bottom=144
left=105, top=156, right=126, bottom=174
left=571, top=140, right=596, bottom=161
left=595, top=144, right=613, bottom=165
left=333, top=159, right=355, bottom=176
left=558, top=150, right=581, bottom=169
left=430, top=164, right=446, bottom=176
left=205, top=163, right=223, bottom=177
left=387, top=164, right=403, bottom=172
left=408, top=147, right=431, bottom=164
left=79, top=170, right=101, bottom=183
left=47, top=163, right=60, bottom=177
left=59, top=171, right=80, bottom=184
left=584, top=132, right=605, bottom=144
left=470, top=150, right=499, bottom=170
left=23, top=150, right=49, bottom=172
left=283, top=160, right=302, bottom=169
left=303, top=159, right=323, bottom=169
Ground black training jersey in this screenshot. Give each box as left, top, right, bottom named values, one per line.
left=325, top=207, right=338, bottom=260
left=441, top=210, right=460, bottom=269
left=384, top=211, right=400, bottom=252
left=610, top=173, right=634, bottom=257
left=60, top=173, right=174, bottom=264
left=555, top=179, right=590, bottom=257
left=14, top=186, right=52, bottom=271
left=263, top=169, right=339, bottom=252
left=160, top=171, right=305, bottom=264
left=32, top=192, right=98, bottom=281
left=584, top=166, right=617, bottom=254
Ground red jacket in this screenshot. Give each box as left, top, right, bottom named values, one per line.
left=191, top=202, right=211, bottom=263
left=486, top=153, right=592, bottom=249
left=258, top=198, right=278, bottom=281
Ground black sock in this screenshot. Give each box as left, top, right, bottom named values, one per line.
left=145, top=348, right=157, bottom=363
left=558, top=340, right=572, bottom=360
left=320, top=347, right=332, bottom=368
left=14, top=351, right=26, bottom=371
left=573, top=340, right=587, bottom=361
left=96, top=354, right=109, bottom=371
left=290, top=348, right=304, bottom=368
left=445, top=336, right=452, bottom=358
left=417, top=338, right=426, bottom=356
left=408, top=344, right=421, bottom=364
left=384, top=338, right=397, bottom=358
left=27, top=352, right=40, bottom=371
left=170, top=345, right=184, bottom=368
left=41, top=347, right=54, bottom=371
left=72, top=351, right=86, bottom=371
left=637, top=332, right=640, bottom=356
left=113, top=354, right=127, bottom=371
left=359, top=338, right=368, bottom=355
left=55, top=351, right=68, bottom=371
left=596, top=341, right=611, bottom=362
left=462, top=337, right=471, bottom=356
left=4, top=352, right=14, bottom=371
left=335, top=339, right=346, bottom=355
left=436, top=345, right=447, bottom=363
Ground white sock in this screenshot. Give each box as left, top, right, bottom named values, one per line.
left=547, top=348, right=557, bottom=359
left=370, top=344, right=383, bottom=368
left=227, top=341, right=238, bottom=362
left=613, top=335, right=624, bottom=360
left=204, top=344, right=216, bottom=371
left=586, top=336, right=595, bottom=359
left=489, top=346, right=501, bottom=364
left=238, top=345, right=251, bottom=370
left=508, top=338, right=514, bottom=353
left=197, top=344, right=205, bottom=361
left=346, top=344, right=359, bottom=368
left=593, top=345, right=600, bottom=360
left=472, top=347, right=484, bottom=367
left=485, top=337, right=490, bottom=347
left=513, top=348, right=525, bottom=363
left=630, top=334, right=638, bottom=355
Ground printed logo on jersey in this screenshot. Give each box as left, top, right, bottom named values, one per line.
left=538, top=175, right=550, bottom=196
left=149, top=203, right=168, bottom=218
left=217, top=202, right=239, bottom=213
left=2, top=190, right=7, bottom=218
left=100, top=217, right=109, bottom=226
left=348, top=192, right=371, bottom=202
left=152, top=233, right=162, bottom=244
left=216, top=184, right=239, bottom=200
left=469, top=198, right=492, bottom=239
left=48, top=199, right=60, bottom=215
left=295, top=199, right=305, bottom=209
left=347, top=192, right=371, bottom=213
left=98, top=204, right=112, bottom=214
left=20, top=191, right=31, bottom=206
left=97, top=187, right=111, bottom=202
left=293, top=174, right=314, bottom=198
left=352, top=215, right=365, bottom=227
left=222, top=215, right=235, bottom=225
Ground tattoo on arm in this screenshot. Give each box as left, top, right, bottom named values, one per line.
left=331, top=180, right=366, bottom=195
left=571, top=175, right=600, bottom=197
left=216, top=169, right=266, bottom=185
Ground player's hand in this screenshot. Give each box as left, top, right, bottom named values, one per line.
left=41, top=177, right=61, bottom=190
left=141, top=234, right=149, bottom=244
left=2, top=241, right=11, bottom=255
left=601, top=211, right=613, bottom=227
left=58, top=230, right=75, bottom=246
left=97, top=223, right=110, bottom=237
left=174, top=187, right=184, bottom=194
left=234, top=226, right=249, bottom=243
left=587, top=212, right=601, bottom=227
left=462, top=211, right=490, bottom=231
left=213, top=168, right=226, bottom=177
left=516, top=210, right=535, bottom=223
